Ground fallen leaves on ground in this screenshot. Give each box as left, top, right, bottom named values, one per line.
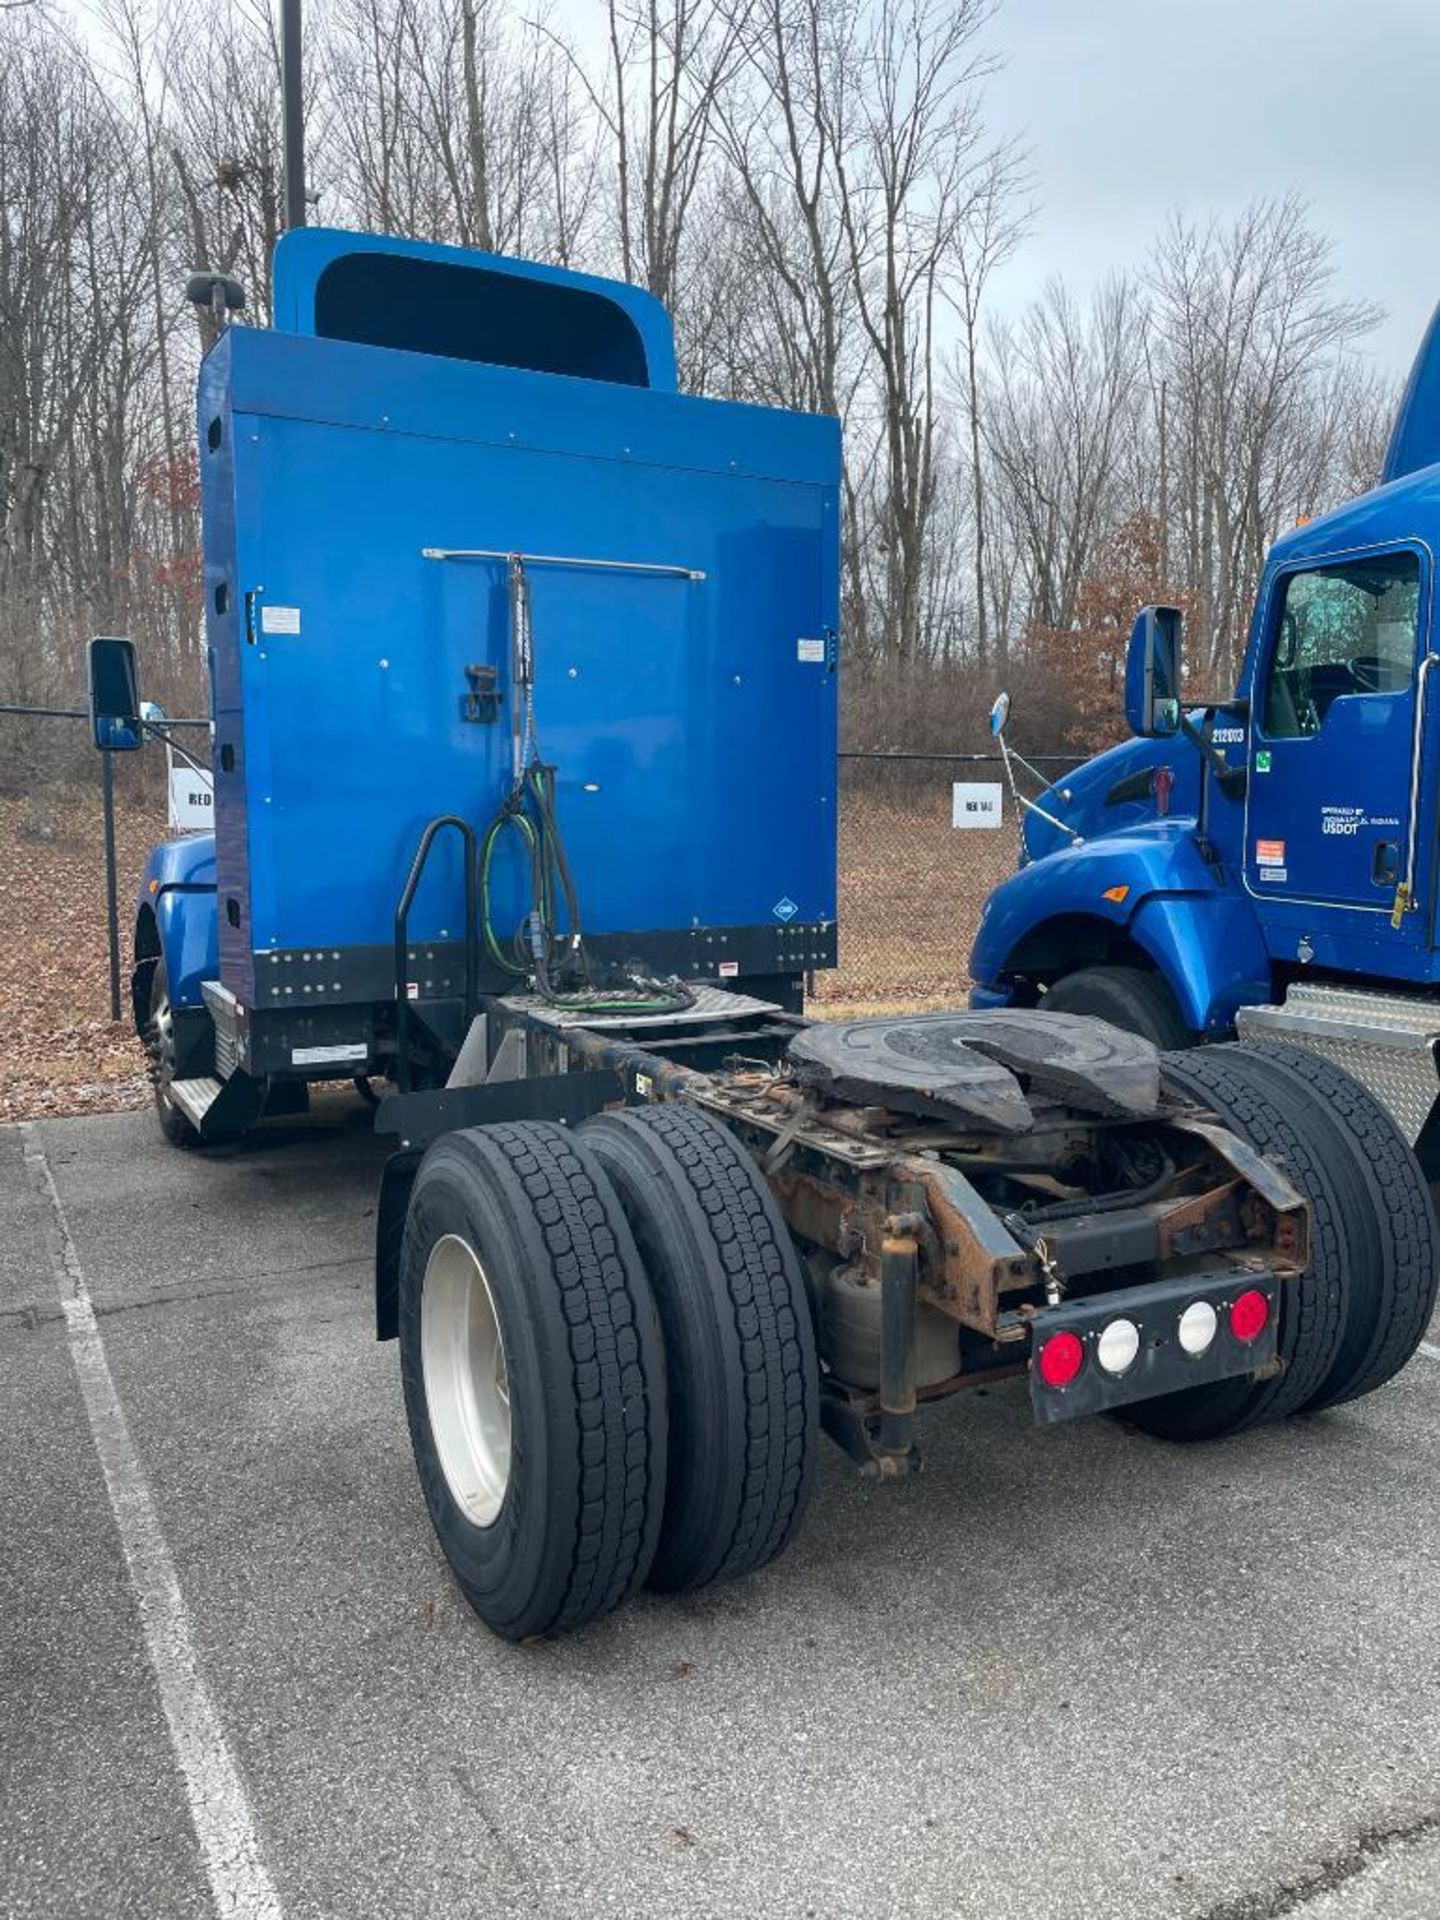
left=1, top=790, right=158, bottom=1124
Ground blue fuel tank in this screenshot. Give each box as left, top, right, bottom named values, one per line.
left=199, top=229, right=840, bottom=1015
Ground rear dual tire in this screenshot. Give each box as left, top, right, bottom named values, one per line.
left=399, top=1109, right=820, bottom=1638
left=400, top=1123, right=668, bottom=1640
left=1127, top=1042, right=1438, bottom=1442
left=583, top=1104, right=819, bottom=1594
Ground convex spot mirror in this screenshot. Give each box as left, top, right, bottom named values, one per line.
left=88, top=635, right=142, bottom=751
left=1125, top=605, right=1182, bottom=738
left=989, top=691, right=1011, bottom=738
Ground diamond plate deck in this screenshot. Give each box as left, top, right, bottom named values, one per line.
left=1237, top=982, right=1440, bottom=1142
left=509, top=984, right=782, bottom=1032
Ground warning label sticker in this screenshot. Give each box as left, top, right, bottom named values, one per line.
left=1255, top=839, right=1286, bottom=866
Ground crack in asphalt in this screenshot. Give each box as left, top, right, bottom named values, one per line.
left=1195, top=1809, right=1440, bottom=1918
left=0, top=1257, right=364, bottom=1332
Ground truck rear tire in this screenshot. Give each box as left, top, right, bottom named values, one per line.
left=582, top=1103, right=819, bottom=1594
left=1122, top=1043, right=1354, bottom=1441
left=1042, top=965, right=1192, bottom=1050
left=1240, top=1042, right=1440, bottom=1410
left=399, top=1122, right=668, bottom=1639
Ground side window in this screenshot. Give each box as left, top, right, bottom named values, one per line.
left=1262, top=550, right=1421, bottom=739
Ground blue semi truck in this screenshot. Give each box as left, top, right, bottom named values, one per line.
left=89, top=229, right=1438, bottom=1639
left=971, top=303, right=1440, bottom=1170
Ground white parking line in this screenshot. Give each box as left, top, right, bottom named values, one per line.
left=1419, top=1342, right=1440, bottom=1364
left=21, top=1123, right=283, bottom=1920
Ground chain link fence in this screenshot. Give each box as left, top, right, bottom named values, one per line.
left=0, top=711, right=1075, bottom=1120
left=818, top=751, right=1074, bottom=1011
left=0, top=707, right=208, bottom=1122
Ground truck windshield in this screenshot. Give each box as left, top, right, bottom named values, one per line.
left=1262, top=550, right=1421, bottom=738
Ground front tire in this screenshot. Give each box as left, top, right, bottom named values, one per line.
left=145, top=958, right=203, bottom=1149
left=1042, top=965, right=1193, bottom=1050
left=399, top=1122, right=668, bottom=1639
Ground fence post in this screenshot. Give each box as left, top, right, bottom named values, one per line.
left=100, top=748, right=122, bottom=1022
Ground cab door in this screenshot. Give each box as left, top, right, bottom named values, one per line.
left=1244, top=546, right=1429, bottom=924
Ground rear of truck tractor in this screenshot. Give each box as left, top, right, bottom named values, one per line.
left=380, top=1001, right=1438, bottom=1641
left=86, top=230, right=1437, bottom=1641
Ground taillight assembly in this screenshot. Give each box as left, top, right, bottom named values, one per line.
left=1034, top=1284, right=1273, bottom=1405
left=1229, top=1289, right=1270, bottom=1344
left=1036, top=1330, right=1084, bottom=1389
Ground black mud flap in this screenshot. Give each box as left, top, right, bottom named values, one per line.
left=375, top=1148, right=422, bottom=1342
left=1029, top=1268, right=1281, bottom=1425
left=374, top=1070, right=616, bottom=1152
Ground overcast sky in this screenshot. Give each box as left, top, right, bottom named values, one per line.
left=979, top=0, right=1438, bottom=376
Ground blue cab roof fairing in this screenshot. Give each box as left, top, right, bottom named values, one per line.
left=271, top=227, right=679, bottom=391
left=1384, top=300, right=1440, bottom=487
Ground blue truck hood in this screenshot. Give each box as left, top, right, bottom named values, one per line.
left=1020, top=735, right=1201, bottom=862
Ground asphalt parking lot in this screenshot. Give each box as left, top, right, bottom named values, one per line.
left=5, top=1099, right=1440, bottom=1920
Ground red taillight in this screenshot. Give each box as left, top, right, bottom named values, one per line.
left=1230, top=1289, right=1270, bottom=1343
left=1037, top=1330, right=1085, bottom=1389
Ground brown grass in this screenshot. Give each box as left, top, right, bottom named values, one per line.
left=818, top=784, right=1019, bottom=1007
left=0, top=776, right=1021, bottom=1120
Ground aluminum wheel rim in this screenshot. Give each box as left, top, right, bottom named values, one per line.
left=150, top=988, right=176, bottom=1109
left=421, top=1234, right=511, bottom=1528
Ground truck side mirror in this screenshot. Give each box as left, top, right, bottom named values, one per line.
left=1125, top=606, right=1182, bottom=738
left=88, top=636, right=143, bottom=751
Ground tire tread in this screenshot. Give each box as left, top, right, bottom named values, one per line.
left=1246, top=1042, right=1440, bottom=1407
left=586, top=1103, right=818, bottom=1591
left=400, top=1121, right=665, bottom=1638
left=1138, top=1045, right=1354, bottom=1437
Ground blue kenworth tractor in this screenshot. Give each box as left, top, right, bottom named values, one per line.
left=972, top=301, right=1440, bottom=1177
left=90, top=229, right=1438, bottom=1640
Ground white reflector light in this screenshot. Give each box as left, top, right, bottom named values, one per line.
left=1096, top=1317, right=1140, bottom=1376
left=1177, top=1300, right=1219, bottom=1356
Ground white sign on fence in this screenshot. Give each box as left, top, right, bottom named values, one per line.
left=951, top=781, right=1003, bottom=830
left=168, top=759, right=215, bottom=833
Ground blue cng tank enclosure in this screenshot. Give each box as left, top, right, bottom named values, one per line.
left=196, top=228, right=839, bottom=1020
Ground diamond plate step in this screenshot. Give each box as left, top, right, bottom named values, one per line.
left=1237, top=983, right=1440, bottom=1142
left=169, top=1077, right=223, bottom=1129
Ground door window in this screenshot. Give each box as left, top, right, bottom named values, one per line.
left=1261, top=551, right=1420, bottom=739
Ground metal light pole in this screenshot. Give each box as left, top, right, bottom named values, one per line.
left=280, top=0, right=306, bottom=231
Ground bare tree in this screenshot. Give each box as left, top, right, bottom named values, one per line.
left=824, top=0, right=1008, bottom=664
left=592, top=0, right=741, bottom=310
left=162, top=0, right=289, bottom=332
left=1150, top=195, right=1382, bottom=677
left=948, top=148, right=1028, bottom=665
left=983, top=275, right=1147, bottom=641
